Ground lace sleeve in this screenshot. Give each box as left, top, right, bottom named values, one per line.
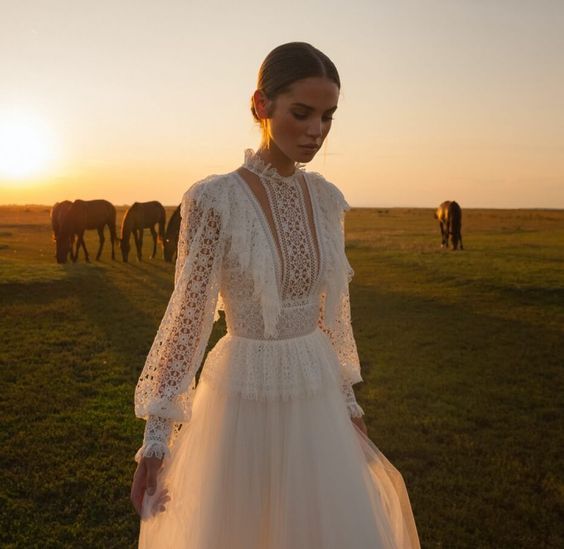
left=134, top=179, right=225, bottom=460
left=319, top=289, right=365, bottom=418
left=317, top=180, right=364, bottom=418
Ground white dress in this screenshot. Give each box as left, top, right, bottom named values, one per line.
left=134, top=151, right=420, bottom=548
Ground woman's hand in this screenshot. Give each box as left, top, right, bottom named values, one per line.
left=130, top=456, right=164, bottom=517
left=351, top=415, right=368, bottom=436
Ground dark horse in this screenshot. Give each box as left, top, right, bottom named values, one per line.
left=434, top=200, right=463, bottom=250
left=120, top=201, right=166, bottom=262
left=50, top=200, right=73, bottom=262
left=56, top=199, right=118, bottom=263
left=163, top=204, right=181, bottom=263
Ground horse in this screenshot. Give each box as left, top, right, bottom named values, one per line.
left=163, top=204, right=181, bottom=263
left=120, top=201, right=166, bottom=262
left=50, top=200, right=73, bottom=262
left=56, top=199, right=117, bottom=263
left=434, top=200, right=463, bottom=250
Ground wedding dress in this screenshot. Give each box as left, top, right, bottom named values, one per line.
left=133, top=150, right=420, bottom=548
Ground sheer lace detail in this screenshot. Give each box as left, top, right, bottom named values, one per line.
left=134, top=160, right=366, bottom=461
left=134, top=177, right=224, bottom=424
left=242, top=150, right=320, bottom=301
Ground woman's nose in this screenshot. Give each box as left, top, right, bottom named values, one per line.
left=306, top=118, right=323, bottom=138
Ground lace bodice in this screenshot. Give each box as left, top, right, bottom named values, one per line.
left=134, top=151, right=364, bottom=461
left=243, top=153, right=320, bottom=301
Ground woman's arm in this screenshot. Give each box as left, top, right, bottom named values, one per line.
left=134, top=178, right=225, bottom=461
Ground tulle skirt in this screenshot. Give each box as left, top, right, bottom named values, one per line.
left=139, top=331, right=420, bottom=549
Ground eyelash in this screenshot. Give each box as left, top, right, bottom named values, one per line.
left=292, top=112, right=334, bottom=121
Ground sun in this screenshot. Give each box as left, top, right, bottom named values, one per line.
left=0, top=112, right=58, bottom=181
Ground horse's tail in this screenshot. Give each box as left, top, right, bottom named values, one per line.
left=158, top=206, right=166, bottom=243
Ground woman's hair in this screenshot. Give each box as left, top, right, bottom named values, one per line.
left=251, top=42, right=340, bottom=122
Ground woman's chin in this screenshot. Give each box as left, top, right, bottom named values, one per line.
left=295, top=148, right=319, bottom=163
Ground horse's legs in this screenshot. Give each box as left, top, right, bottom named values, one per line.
left=71, top=236, right=79, bottom=263
left=109, top=223, right=116, bottom=260
left=69, top=235, right=76, bottom=262
left=150, top=226, right=157, bottom=259
left=96, top=227, right=105, bottom=260
left=75, top=231, right=89, bottom=262
left=132, top=230, right=140, bottom=261
left=136, top=229, right=144, bottom=261
left=458, top=231, right=464, bottom=250
left=439, top=221, right=447, bottom=248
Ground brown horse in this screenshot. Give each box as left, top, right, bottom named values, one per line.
left=163, top=204, right=181, bottom=263
left=56, top=199, right=117, bottom=263
left=50, top=200, right=73, bottom=262
left=434, top=200, right=463, bottom=250
left=120, top=201, right=166, bottom=262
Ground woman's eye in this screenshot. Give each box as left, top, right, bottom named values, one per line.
left=322, top=116, right=334, bottom=122
left=292, top=112, right=308, bottom=120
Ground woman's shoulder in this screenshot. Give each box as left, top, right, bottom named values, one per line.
left=175, top=174, right=238, bottom=232
left=182, top=172, right=238, bottom=204
left=306, top=170, right=350, bottom=213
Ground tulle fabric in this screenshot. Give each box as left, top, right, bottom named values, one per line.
left=139, top=338, right=419, bottom=549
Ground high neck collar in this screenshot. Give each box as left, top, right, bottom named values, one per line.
left=243, top=149, right=305, bottom=183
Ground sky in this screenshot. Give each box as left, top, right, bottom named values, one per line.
left=0, top=0, right=563, bottom=208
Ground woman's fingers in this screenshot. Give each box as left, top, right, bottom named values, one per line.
left=145, top=457, right=163, bottom=496
left=130, top=461, right=147, bottom=515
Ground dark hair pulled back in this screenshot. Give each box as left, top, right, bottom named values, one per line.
left=251, top=42, right=340, bottom=121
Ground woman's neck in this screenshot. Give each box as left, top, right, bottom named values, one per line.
left=256, top=143, right=296, bottom=177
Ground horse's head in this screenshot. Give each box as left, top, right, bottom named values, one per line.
left=163, top=237, right=176, bottom=263
left=120, top=236, right=130, bottom=262
left=55, top=233, right=73, bottom=264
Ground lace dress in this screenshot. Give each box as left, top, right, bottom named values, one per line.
left=133, top=150, right=420, bottom=549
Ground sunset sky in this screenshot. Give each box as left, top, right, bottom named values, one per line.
left=0, top=0, right=563, bottom=208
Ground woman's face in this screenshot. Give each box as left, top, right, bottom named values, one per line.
left=261, top=77, right=340, bottom=164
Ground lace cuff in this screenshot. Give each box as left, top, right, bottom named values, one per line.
left=341, top=379, right=365, bottom=418
left=134, top=416, right=174, bottom=463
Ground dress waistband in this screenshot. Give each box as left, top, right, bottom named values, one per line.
left=224, top=300, right=319, bottom=341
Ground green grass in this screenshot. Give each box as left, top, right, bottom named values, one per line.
left=0, top=205, right=563, bottom=548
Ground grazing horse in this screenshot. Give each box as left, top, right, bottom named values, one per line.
left=434, top=200, right=463, bottom=250
left=163, top=204, right=181, bottom=263
left=50, top=200, right=73, bottom=262
left=56, top=199, right=118, bottom=263
left=120, top=201, right=166, bottom=262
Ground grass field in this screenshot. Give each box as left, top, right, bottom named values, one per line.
left=0, top=204, right=563, bottom=548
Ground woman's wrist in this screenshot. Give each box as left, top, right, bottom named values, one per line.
left=134, top=416, right=174, bottom=462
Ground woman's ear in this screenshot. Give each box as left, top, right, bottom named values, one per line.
left=252, top=90, right=272, bottom=119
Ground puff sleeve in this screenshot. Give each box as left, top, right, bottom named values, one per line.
left=134, top=178, right=226, bottom=461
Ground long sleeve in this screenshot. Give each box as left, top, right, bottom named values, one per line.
left=134, top=179, right=225, bottom=461
left=316, top=180, right=365, bottom=419
left=318, top=289, right=365, bottom=418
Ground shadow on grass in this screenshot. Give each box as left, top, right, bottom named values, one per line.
left=1, top=262, right=561, bottom=548
left=350, top=283, right=563, bottom=549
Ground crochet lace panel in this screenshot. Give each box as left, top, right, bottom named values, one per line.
left=240, top=150, right=321, bottom=302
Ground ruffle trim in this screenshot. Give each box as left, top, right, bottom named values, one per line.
left=134, top=440, right=171, bottom=463
left=243, top=149, right=305, bottom=183
left=347, top=401, right=365, bottom=418
left=306, top=172, right=355, bottom=328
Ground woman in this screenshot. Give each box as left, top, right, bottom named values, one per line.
left=131, top=42, right=420, bottom=548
